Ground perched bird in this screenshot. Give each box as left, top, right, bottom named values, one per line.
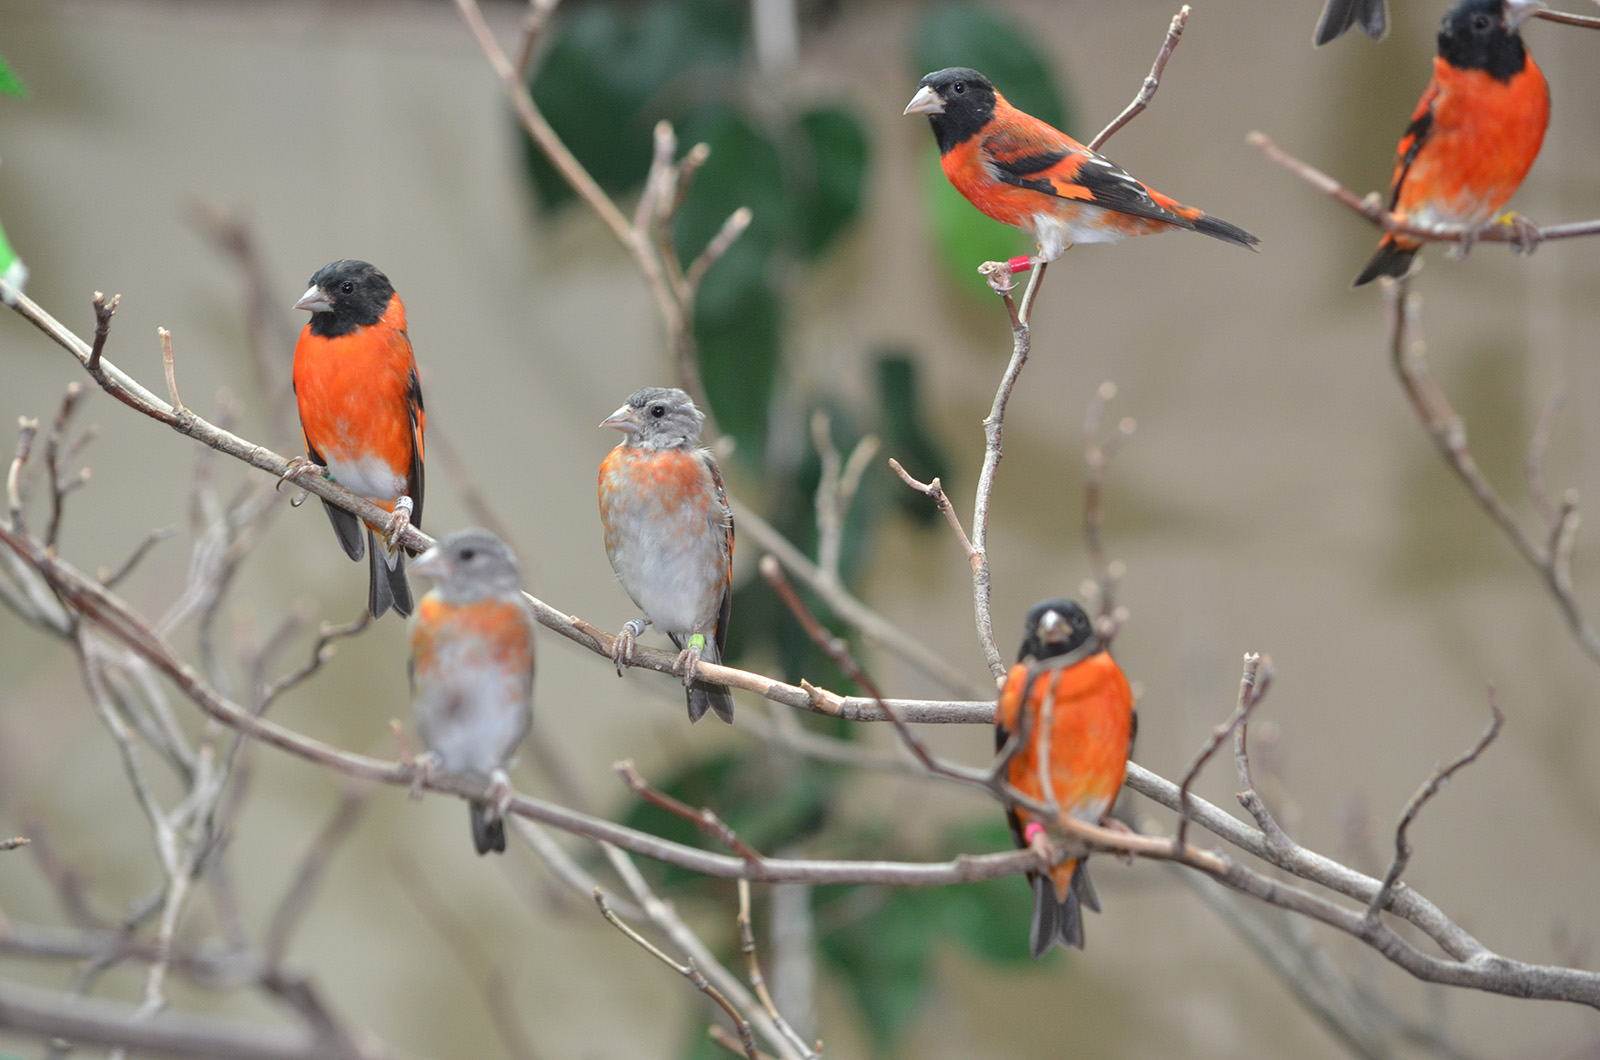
left=291, top=259, right=425, bottom=618
left=597, top=387, right=735, bottom=724
left=995, top=599, right=1136, bottom=957
left=1315, top=0, right=1389, bottom=45
left=1353, top=0, right=1548, bottom=286
left=905, top=67, right=1258, bottom=265
left=409, top=529, right=536, bottom=855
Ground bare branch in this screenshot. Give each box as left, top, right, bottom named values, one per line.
left=733, top=499, right=990, bottom=698
left=736, top=880, right=819, bottom=1060
left=1364, top=693, right=1505, bottom=930
left=616, top=759, right=765, bottom=863
left=1176, top=653, right=1268, bottom=852
left=1089, top=6, right=1191, bottom=151
left=1383, top=277, right=1600, bottom=663
left=593, top=887, right=760, bottom=1059
left=88, top=291, right=119, bottom=374
left=1252, top=131, right=1600, bottom=246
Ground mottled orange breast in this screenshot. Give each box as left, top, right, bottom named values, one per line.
left=410, top=596, right=535, bottom=674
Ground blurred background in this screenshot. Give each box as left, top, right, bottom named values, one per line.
left=2, top=0, right=1599, bottom=1057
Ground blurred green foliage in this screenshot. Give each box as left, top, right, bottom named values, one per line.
left=520, top=0, right=1066, bottom=1052
left=0, top=51, right=24, bottom=99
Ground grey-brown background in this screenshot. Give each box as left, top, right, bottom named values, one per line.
left=1, top=0, right=1597, bottom=1057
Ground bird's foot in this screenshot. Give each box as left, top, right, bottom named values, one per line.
left=486, top=768, right=513, bottom=821
left=1446, top=226, right=1478, bottom=262
left=611, top=618, right=646, bottom=676
left=278, top=457, right=320, bottom=505
left=1099, top=815, right=1137, bottom=864
left=676, top=632, right=706, bottom=689
left=408, top=751, right=439, bottom=800
left=382, top=496, right=414, bottom=552
left=1501, top=211, right=1542, bottom=256
left=1023, top=821, right=1057, bottom=864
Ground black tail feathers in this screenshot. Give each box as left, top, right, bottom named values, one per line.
left=471, top=803, right=507, bottom=855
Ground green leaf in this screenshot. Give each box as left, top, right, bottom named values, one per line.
left=816, top=885, right=940, bottom=1049
left=789, top=106, right=870, bottom=259
left=939, top=820, right=1038, bottom=964
left=522, top=0, right=744, bottom=211
left=693, top=243, right=780, bottom=462
left=909, top=3, right=1072, bottom=132
left=875, top=352, right=952, bottom=526
left=0, top=51, right=26, bottom=99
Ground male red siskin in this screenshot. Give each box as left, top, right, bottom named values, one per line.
left=1353, top=0, right=1548, bottom=286
left=597, top=387, right=735, bottom=724
left=409, top=529, right=536, bottom=855
left=291, top=259, right=425, bottom=618
left=905, top=67, right=1257, bottom=266
left=996, top=599, right=1136, bottom=956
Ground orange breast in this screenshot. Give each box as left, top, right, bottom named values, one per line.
left=1001, top=652, right=1134, bottom=824
left=292, top=302, right=420, bottom=481
left=411, top=596, right=535, bottom=674
left=1395, top=58, right=1549, bottom=225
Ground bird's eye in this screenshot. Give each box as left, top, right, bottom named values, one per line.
left=460, top=548, right=476, bottom=561
left=340, top=280, right=355, bottom=294
left=650, top=404, right=666, bottom=418
left=952, top=81, right=965, bottom=94
left=1472, top=13, right=1492, bottom=30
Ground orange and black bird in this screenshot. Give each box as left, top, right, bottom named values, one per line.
left=1353, top=0, right=1548, bottom=286
left=996, top=599, right=1136, bottom=957
left=1316, top=0, right=1389, bottom=44
left=292, top=259, right=426, bottom=619
left=904, top=67, right=1258, bottom=266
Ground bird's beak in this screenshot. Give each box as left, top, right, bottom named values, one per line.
left=600, top=404, right=641, bottom=432
left=410, top=544, right=449, bottom=582
left=1036, top=609, right=1070, bottom=645
left=293, top=284, right=333, bottom=313
left=903, top=85, right=943, bottom=116
left=1505, top=0, right=1544, bottom=29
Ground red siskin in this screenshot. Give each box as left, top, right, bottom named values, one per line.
left=292, top=259, right=425, bottom=618
left=1353, top=0, right=1548, bottom=286
left=905, top=67, right=1257, bottom=265
left=996, top=599, right=1136, bottom=956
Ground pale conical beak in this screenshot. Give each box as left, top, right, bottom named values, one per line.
left=294, top=284, right=333, bottom=313
left=600, top=404, right=641, bottom=432
left=1037, top=608, right=1070, bottom=645
left=904, top=85, right=943, bottom=116
left=1504, top=0, right=1544, bottom=29
left=410, top=544, right=449, bottom=582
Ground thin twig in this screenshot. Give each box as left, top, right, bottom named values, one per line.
left=1252, top=131, right=1600, bottom=246
left=736, top=880, right=819, bottom=1060
left=88, top=291, right=119, bottom=374
left=43, top=382, right=89, bottom=549
left=1176, top=653, right=1266, bottom=852
left=615, top=759, right=765, bottom=863
left=1088, top=6, right=1191, bottom=151
left=159, top=328, right=185, bottom=413
left=889, top=459, right=979, bottom=569
left=1364, top=692, right=1505, bottom=930
left=1534, top=7, right=1600, bottom=28
left=593, top=888, right=760, bottom=1060
left=1383, top=278, right=1600, bottom=664
left=1082, top=381, right=1135, bottom=639
left=1, top=836, right=29, bottom=851
left=734, top=499, right=990, bottom=698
